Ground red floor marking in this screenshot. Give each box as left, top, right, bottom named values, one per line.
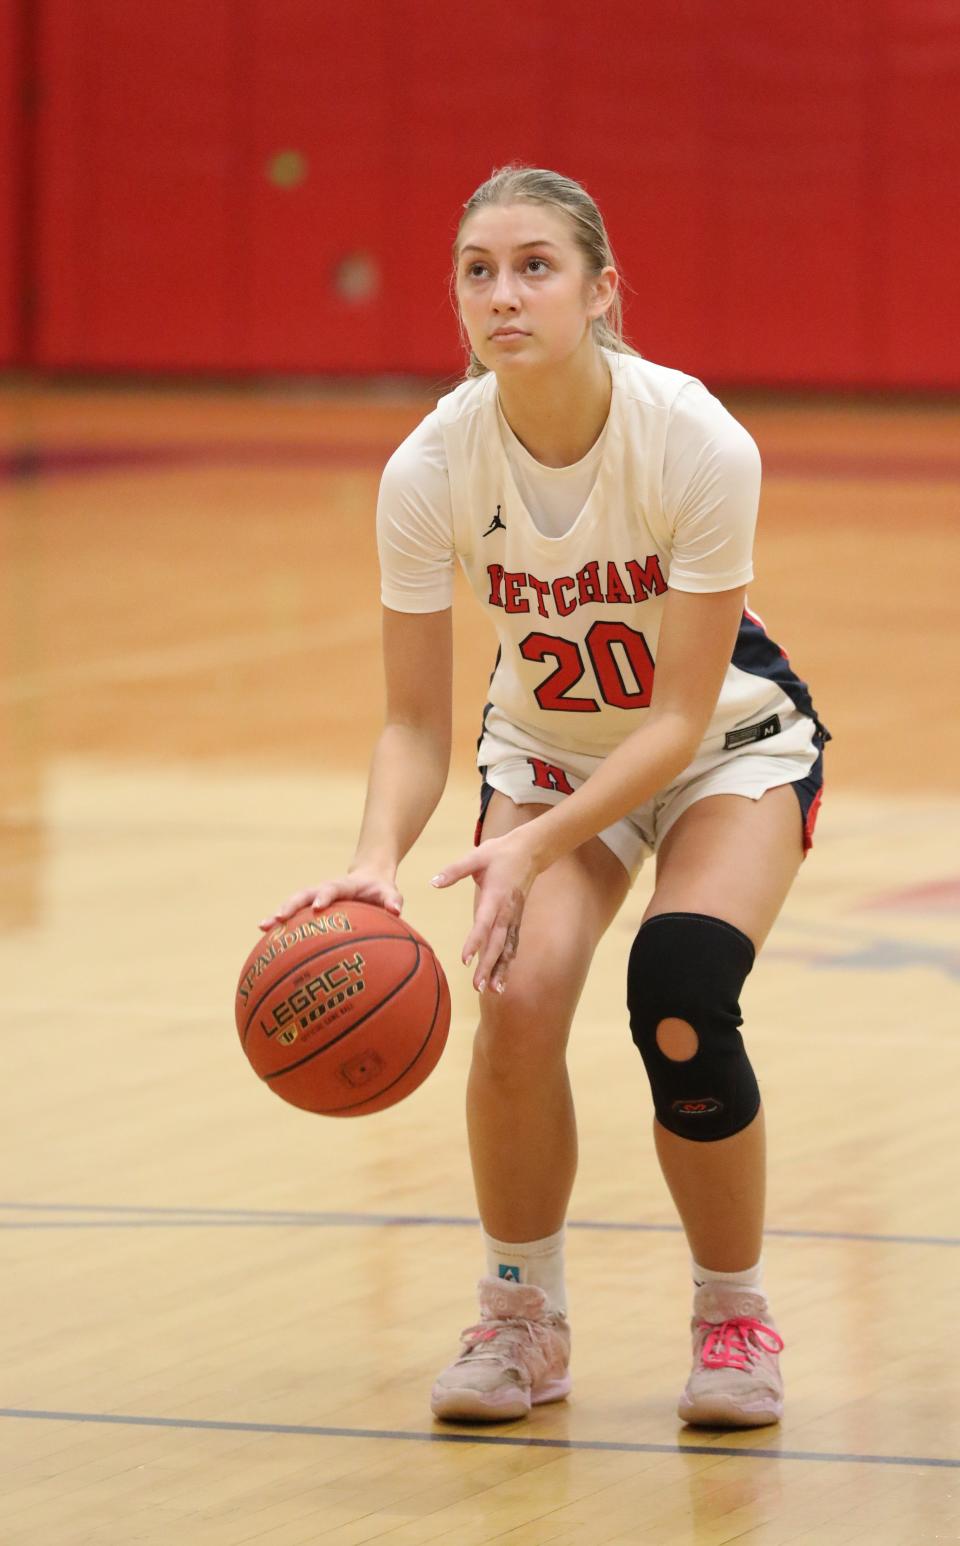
left=860, top=878, right=960, bottom=912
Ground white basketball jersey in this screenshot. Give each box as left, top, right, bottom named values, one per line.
left=435, top=349, right=787, bottom=758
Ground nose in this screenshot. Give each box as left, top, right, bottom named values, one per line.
left=491, top=268, right=520, bottom=311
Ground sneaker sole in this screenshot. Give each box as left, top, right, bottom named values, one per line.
left=431, top=1374, right=571, bottom=1424
left=677, top=1392, right=782, bottom=1428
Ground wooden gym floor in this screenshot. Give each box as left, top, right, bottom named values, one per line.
left=0, top=381, right=958, bottom=1545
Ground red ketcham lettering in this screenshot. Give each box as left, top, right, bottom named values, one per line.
left=552, top=575, right=577, bottom=617
left=625, top=555, right=668, bottom=602
left=576, top=560, right=604, bottom=606
left=487, top=563, right=505, bottom=607
left=527, top=573, right=551, bottom=619
left=503, top=571, right=530, bottom=614
left=604, top=560, right=632, bottom=604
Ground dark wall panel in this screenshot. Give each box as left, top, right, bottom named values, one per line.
left=380, top=0, right=561, bottom=374
left=0, top=0, right=23, bottom=364
left=548, top=1, right=717, bottom=376
left=872, top=0, right=960, bottom=384
left=33, top=0, right=238, bottom=369
left=237, top=0, right=391, bottom=372
left=699, top=3, right=873, bottom=384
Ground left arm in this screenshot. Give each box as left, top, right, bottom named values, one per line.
left=433, top=583, right=746, bottom=990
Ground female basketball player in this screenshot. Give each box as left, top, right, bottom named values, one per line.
left=262, top=167, right=828, bottom=1429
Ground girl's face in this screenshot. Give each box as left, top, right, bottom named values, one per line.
left=455, top=203, right=616, bottom=376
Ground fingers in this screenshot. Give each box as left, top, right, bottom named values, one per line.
left=259, top=888, right=323, bottom=929
left=259, top=877, right=403, bottom=931
left=467, top=900, right=523, bottom=994
left=431, top=851, right=482, bottom=890
left=487, top=921, right=521, bottom=994
left=450, top=841, right=529, bottom=992
left=460, top=884, right=499, bottom=968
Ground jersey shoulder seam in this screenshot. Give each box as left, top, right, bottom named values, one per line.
left=435, top=373, right=493, bottom=427
left=606, top=353, right=702, bottom=416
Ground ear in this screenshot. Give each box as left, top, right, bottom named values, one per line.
left=588, top=265, right=619, bottom=322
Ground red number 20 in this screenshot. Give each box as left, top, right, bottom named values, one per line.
left=519, top=621, right=655, bottom=713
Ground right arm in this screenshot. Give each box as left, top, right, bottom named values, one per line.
left=259, top=604, right=452, bottom=928
left=347, top=603, right=453, bottom=893
left=259, top=411, right=456, bottom=930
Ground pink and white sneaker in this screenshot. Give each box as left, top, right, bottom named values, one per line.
left=430, top=1276, right=572, bottom=1423
left=678, top=1285, right=785, bottom=1428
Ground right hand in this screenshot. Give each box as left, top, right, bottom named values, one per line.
left=259, top=867, right=403, bottom=932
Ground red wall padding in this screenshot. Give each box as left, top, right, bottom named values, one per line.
left=871, top=2, right=960, bottom=385
left=0, top=0, right=23, bottom=364
left=21, top=0, right=960, bottom=384
left=33, top=0, right=240, bottom=369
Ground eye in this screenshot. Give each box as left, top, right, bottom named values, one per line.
left=464, top=262, right=489, bottom=280
left=525, top=257, right=550, bottom=275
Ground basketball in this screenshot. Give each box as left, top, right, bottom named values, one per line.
left=235, top=902, right=451, bottom=1116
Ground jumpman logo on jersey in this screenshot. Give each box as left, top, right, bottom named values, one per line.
left=482, top=505, right=506, bottom=537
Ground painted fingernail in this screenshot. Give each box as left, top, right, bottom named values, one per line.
left=431, top=874, right=444, bottom=886
left=495, top=981, right=505, bottom=994
left=477, top=978, right=486, bottom=993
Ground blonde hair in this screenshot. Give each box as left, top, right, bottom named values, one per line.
left=452, top=165, right=640, bottom=378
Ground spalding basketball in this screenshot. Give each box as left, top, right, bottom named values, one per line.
left=235, top=902, right=450, bottom=1116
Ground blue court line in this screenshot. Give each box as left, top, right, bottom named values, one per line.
left=3, top=442, right=959, bottom=485
left=1, top=1408, right=955, bottom=1471
left=0, top=1203, right=956, bottom=1248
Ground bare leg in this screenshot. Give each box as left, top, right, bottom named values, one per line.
left=642, top=785, right=804, bottom=1270
left=467, top=792, right=630, bottom=1243
left=654, top=1112, right=767, bottom=1272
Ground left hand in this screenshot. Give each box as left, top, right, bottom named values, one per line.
left=431, top=827, right=541, bottom=994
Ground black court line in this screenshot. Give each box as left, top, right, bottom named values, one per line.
left=1, top=1408, right=955, bottom=1472
left=0, top=1202, right=956, bottom=1249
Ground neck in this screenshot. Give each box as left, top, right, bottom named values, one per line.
left=496, top=340, right=612, bottom=468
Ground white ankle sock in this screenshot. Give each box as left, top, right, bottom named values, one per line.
left=692, top=1258, right=765, bottom=1297
left=482, top=1227, right=567, bottom=1316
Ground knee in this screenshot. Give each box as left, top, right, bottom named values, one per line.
left=626, top=912, right=759, bottom=1141
left=473, top=971, right=573, bottom=1083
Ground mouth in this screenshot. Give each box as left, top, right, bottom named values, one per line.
left=489, top=328, right=529, bottom=340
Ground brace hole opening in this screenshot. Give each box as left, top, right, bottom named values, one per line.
left=655, top=1016, right=699, bottom=1061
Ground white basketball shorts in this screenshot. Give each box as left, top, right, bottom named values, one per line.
left=475, top=704, right=826, bottom=882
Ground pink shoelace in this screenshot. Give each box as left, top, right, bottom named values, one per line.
left=459, top=1316, right=554, bottom=1379
left=698, top=1316, right=784, bottom=1371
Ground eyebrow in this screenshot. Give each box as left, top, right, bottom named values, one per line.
left=460, top=239, right=559, bottom=255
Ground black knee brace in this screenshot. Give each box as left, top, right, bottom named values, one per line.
left=627, top=912, right=759, bottom=1141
